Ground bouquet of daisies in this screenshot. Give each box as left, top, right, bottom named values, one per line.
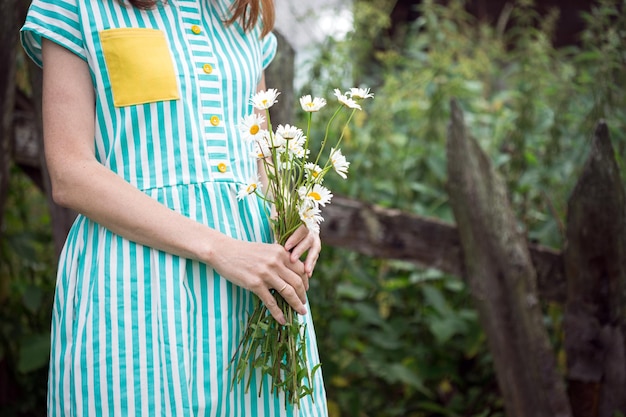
left=231, top=87, right=373, bottom=406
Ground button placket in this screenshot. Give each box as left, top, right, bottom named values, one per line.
left=180, top=4, right=231, bottom=179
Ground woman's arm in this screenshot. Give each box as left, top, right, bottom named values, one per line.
left=41, top=39, right=306, bottom=324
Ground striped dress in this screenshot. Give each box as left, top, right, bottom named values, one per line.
left=21, top=1, right=328, bottom=416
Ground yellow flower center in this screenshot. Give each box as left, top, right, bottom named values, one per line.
left=306, top=102, right=315, bottom=108
left=246, top=184, right=257, bottom=194
left=312, top=171, right=319, bottom=178
left=249, top=125, right=260, bottom=135
left=262, top=99, right=268, bottom=106
left=308, top=192, right=321, bottom=201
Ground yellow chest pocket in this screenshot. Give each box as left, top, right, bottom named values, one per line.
left=100, top=28, right=180, bottom=107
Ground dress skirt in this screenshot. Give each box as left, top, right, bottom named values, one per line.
left=49, top=182, right=327, bottom=416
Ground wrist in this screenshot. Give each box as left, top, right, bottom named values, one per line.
left=195, top=228, right=230, bottom=267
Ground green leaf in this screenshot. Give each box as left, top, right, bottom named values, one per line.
left=421, top=285, right=450, bottom=316
left=17, top=334, right=50, bottom=374
left=352, top=303, right=384, bottom=326
left=524, top=150, right=538, bottom=166
left=416, top=401, right=457, bottom=415
left=336, top=283, right=368, bottom=300
left=369, top=330, right=401, bottom=350
left=22, top=284, right=44, bottom=313
left=429, top=316, right=465, bottom=345
left=385, top=363, right=430, bottom=396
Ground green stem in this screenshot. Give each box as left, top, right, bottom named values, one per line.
left=313, top=106, right=343, bottom=167
left=320, top=108, right=357, bottom=173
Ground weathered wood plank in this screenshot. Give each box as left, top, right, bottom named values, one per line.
left=321, top=195, right=567, bottom=302
left=445, top=99, right=571, bottom=417
left=321, top=196, right=462, bottom=273
left=563, top=120, right=626, bottom=417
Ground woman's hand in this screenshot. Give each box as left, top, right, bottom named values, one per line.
left=284, top=225, right=321, bottom=281
left=207, top=236, right=310, bottom=325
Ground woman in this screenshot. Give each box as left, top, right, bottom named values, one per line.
left=21, top=0, right=328, bottom=415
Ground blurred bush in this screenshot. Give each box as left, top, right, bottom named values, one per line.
left=300, top=0, right=624, bottom=416
left=1, top=165, right=54, bottom=416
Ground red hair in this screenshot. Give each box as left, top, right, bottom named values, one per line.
left=125, top=0, right=275, bottom=37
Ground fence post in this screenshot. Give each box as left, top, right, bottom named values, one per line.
left=446, top=99, right=572, bottom=417
left=563, top=120, right=626, bottom=417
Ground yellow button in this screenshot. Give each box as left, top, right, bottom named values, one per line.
left=191, top=25, right=202, bottom=35
left=217, top=162, right=228, bottom=173
left=203, top=63, right=213, bottom=74
left=210, top=115, right=220, bottom=126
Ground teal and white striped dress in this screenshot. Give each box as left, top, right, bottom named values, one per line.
left=21, top=1, right=328, bottom=415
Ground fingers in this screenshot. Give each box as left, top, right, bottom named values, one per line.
left=283, top=226, right=307, bottom=252
left=275, top=265, right=307, bottom=305
left=253, top=244, right=308, bottom=321
left=284, top=226, right=321, bottom=278
left=277, top=282, right=288, bottom=293
left=257, top=288, right=287, bottom=325
left=254, top=275, right=307, bottom=326
left=274, top=277, right=308, bottom=315
left=303, top=249, right=320, bottom=278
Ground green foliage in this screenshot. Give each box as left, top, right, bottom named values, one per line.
left=312, top=252, right=503, bottom=416
left=0, top=166, right=54, bottom=416
left=305, top=0, right=625, bottom=247
left=299, top=0, right=625, bottom=416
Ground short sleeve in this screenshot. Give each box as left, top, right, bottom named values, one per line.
left=20, top=0, right=86, bottom=68
left=261, top=32, right=277, bottom=70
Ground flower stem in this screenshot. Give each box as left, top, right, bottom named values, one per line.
left=313, top=106, right=343, bottom=167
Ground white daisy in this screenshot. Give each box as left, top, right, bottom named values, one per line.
left=347, top=87, right=374, bottom=100
left=239, top=113, right=267, bottom=142
left=304, top=162, right=323, bottom=183
left=329, top=147, right=350, bottom=179
left=275, top=124, right=304, bottom=141
left=286, top=134, right=308, bottom=159
left=252, top=138, right=272, bottom=159
left=298, top=184, right=333, bottom=207
left=251, top=88, right=280, bottom=110
left=237, top=176, right=262, bottom=200
left=333, top=88, right=362, bottom=110
left=268, top=132, right=287, bottom=149
left=300, top=95, right=327, bottom=112
left=299, top=202, right=324, bottom=234
left=272, top=124, right=303, bottom=150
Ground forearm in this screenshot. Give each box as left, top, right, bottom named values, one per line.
left=50, top=157, right=226, bottom=262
